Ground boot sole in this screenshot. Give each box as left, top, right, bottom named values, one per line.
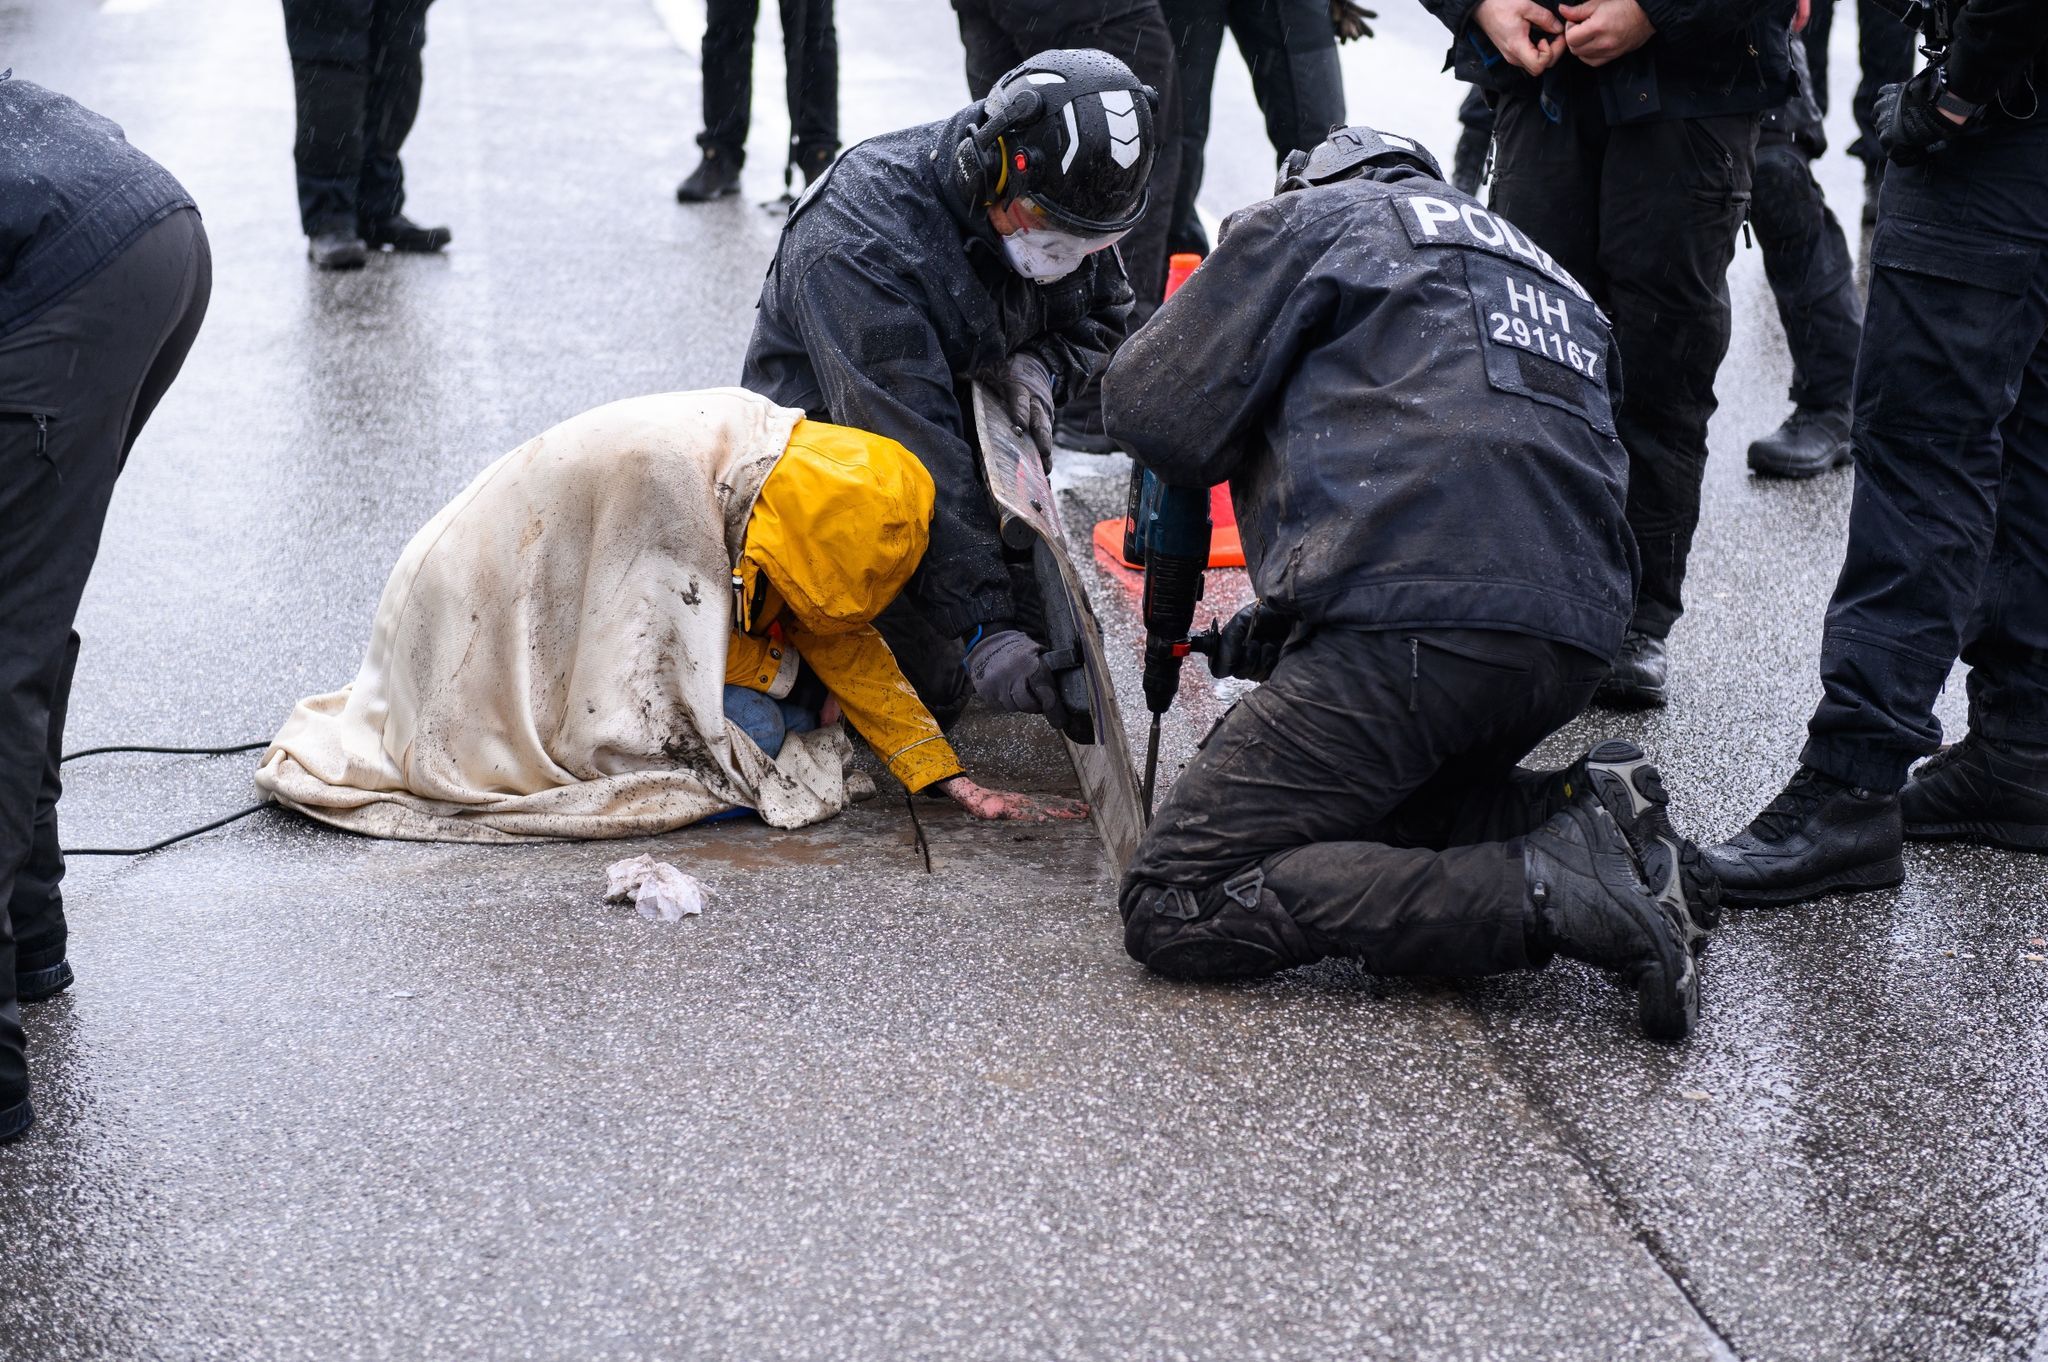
left=1635, top=938, right=1699, bottom=1043
left=1720, top=854, right=1905, bottom=908
left=0, top=1096, right=32, bottom=1144
left=1747, top=439, right=1851, bottom=480
left=1905, top=820, right=2048, bottom=853
left=676, top=185, right=741, bottom=203
left=1583, top=743, right=1722, bottom=940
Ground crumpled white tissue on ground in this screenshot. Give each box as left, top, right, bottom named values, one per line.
left=604, top=854, right=707, bottom=922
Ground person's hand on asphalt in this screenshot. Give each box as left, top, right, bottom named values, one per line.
left=1330, top=0, right=1376, bottom=42
left=1558, top=0, right=1655, bottom=67
left=935, top=774, right=1089, bottom=822
left=964, top=627, right=1069, bottom=728
left=1207, top=602, right=1288, bottom=682
left=1877, top=69, right=1972, bottom=167
left=1001, top=350, right=1056, bottom=466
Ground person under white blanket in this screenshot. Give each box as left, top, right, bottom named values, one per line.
left=256, top=388, right=1085, bottom=842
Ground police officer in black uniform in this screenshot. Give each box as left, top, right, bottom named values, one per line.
left=1423, top=0, right=1794, bottom=709
left=0, top=75, right=212, bottom=1142
left=1104, top=128, right=1717, bottom=1041
left=1444, top=29, right=1859, bottom=477
left=1708, top=1, right=2048, bottom=905
left=743, top=50, right=1155, bottom=730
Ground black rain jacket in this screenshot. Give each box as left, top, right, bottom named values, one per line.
left=1103, top=169, right=1638, bottom=660
left=742, top=108, right=1134, bottom=638
left=0, top=75, right=194, bottom=336
left=1421, top=0, right=1794, bottom=124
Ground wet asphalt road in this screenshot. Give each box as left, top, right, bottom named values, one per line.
left=3, top=1, right=2046, bottom=1359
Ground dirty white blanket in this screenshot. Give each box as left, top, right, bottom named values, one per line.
left=256, top=389, right=856, bottom=842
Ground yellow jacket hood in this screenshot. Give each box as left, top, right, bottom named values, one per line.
left=737, top=420, right=935, bottom=636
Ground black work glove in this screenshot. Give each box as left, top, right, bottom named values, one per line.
left=1330, top=0, right=1375, bottom=41
left=965, top=627, right=1070, bottom=728
left=1001, top=351, right=1056, bottom=468
left=1206, top=603, right=1292, bottom=683
left=1876, top=68, right=1970, bottom=168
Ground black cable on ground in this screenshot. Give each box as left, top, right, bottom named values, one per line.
left=62, top=740, right=267, bottom=762
left=63, top=801, right=271, bottom=857
left=58, top=739, right=273, bottom=856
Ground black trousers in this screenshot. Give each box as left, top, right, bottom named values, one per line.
left=1488, top=89, right=1756, bottom=640
left=1803, top=119, right=2048, bottom=791
left=0, top=209, right=211, bottom=1106
left=1752, top=133, right=1862, bottom=411
left=1803, top=0, right=1917, bottom=167
left=1160, top=0, right=1345, bottom=257
left=1121, top=627, right=1607, bottom=981
left=283, top=0, right=435, bottom=235
left=950, top=0, right=1181, bottom=310
left=699, top=0, right=839, bottom=164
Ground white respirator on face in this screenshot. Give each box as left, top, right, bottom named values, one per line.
left=1000, top=228, right=1120, bottom=283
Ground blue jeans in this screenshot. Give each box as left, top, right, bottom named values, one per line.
left=720, top=686, right=816, bottom=759
left=1803, top=116, right=2048, bottom=790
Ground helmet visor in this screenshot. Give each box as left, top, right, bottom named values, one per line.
left=1009, top=187, right=1146, bottom=239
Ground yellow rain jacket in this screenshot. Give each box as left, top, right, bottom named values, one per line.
left=726, top=420, right=963, bottom=793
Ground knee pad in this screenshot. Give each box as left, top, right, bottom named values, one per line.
left=1120, top=871, right=1292, bottom=981
left=1749, top=147, right=1819, bottom=244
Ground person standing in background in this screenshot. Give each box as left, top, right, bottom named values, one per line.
left=674, top=0, right=840, bottom=202
left=1803, top=0, right=1918, bottom=223
left=283, top=0, right=451, bottom=269
left=0, top=74, right=212, bottom=1143
left=1160, top=0, right=1370, bottom=258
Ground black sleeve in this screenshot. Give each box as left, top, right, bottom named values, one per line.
left=1101, top=199, right=1336, bottom=489
left=1636, top=0, right=1788, bottom=45
left=1947, top=0, right=2048, bottom=105
left=1021, top=249, right=1134, bottom=404
left=1420, top=0, right=1482, bottom=38
left=785, top=252, right=1015, bottom=638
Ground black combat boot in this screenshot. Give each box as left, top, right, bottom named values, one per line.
left=677, top=144, right=743, bottom=202
left=1526, top=803, right=1699, bottom=1042
left=1559, top=739, right=1721, bottom=948
left=1451, top=123, right=1489, bottom=197
left=363, top=213, right=452, bottom=253
left=16, top=959, right=73, bottom=1003
left=0, top=1095, right=29, bottom=1144
left=1902, top=734, right=2048, bottom=852
left=1594, top=630, right=1667, bottom=709
left=1704, top=765, right=1903, bottom=907
left=307, top=229, right=367, bottom=270
left=1748, top=405, right=1851, bottom=479
left=0, top=997, right=29, bottom=1144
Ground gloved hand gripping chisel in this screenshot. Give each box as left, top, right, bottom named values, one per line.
left=1127, top=468, right=1213, bottom=818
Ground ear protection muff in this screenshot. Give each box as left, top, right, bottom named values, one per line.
left=952, top=85, right=1046, bottom=207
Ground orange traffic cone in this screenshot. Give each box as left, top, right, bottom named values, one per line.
left=1092, top=252, right=1245, bottom=570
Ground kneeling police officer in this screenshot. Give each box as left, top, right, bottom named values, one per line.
left=1104, top=128, right=1718, bottom=1040
left=743, top=50, right=1156, bottom=732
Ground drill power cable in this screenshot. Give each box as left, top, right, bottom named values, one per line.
left=58, top=739, right=272, bottom=857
